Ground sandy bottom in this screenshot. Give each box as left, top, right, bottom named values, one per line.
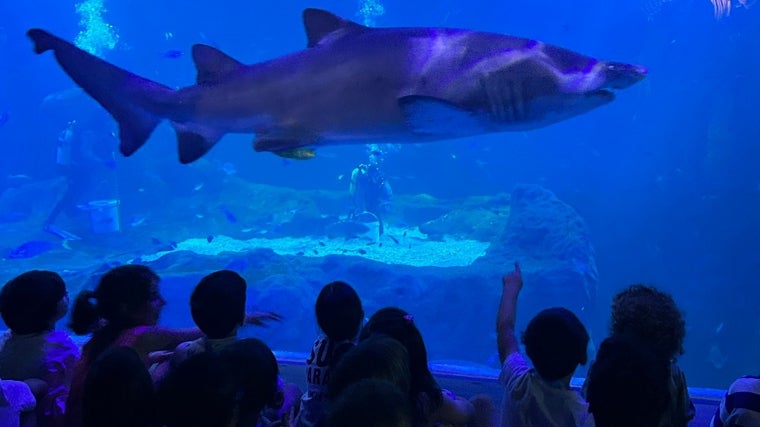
left=140, top=226, right=490, bottom=267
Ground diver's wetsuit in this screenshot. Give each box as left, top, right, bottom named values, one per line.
left=349, top=163, right=392, bottom=235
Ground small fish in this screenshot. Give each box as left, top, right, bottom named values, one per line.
left=162, top=49, right=182, bottom=59
left=221, top=162, right=237, bottom=175
left=130, top=214, right=148, bottom=227
left=296, top=251, right=304, bottom=256
left=357, top=249, right=367, bottom=255
left=219, top=207, right=237, bottom=223
left=193, top=182, right=204, bottom=191
left=0, top=111, right=9, bottom=127
left=206, top=234, right=214, bottom=243
left=313, top=249, right=319, bottom=255
left=40, top=87, right=84, bottom=106
left=318, top=241, right=326, bottom=246
left=402, top=231, right=407, bottom=237
left=7, top=240, right=54, bottom=259
left=715, top=322, right=724, bottom=334
left=388, top=235, right=399, bottom=244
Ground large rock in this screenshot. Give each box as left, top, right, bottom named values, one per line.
left=477, top=184, right=598, bottom=318
left=245, top=273, right=319, bottom=350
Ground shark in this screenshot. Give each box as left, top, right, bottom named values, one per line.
left=27, top=8, right=647, bottom=164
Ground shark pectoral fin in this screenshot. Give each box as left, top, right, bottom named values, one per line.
left=172, top=123, right=223, bottom=164
left=302, top=8, right=365, bottom=48
left=398, top=95, right=487, bottom=136
left=274, top=148, right=317, bottom=160
left=192, top=44, right=244, bottom=85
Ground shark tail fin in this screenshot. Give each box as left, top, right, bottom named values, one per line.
left=27, top=29, right=174, bottom=157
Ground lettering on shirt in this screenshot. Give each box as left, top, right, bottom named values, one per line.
left=305, top=337, right=334, bottom=390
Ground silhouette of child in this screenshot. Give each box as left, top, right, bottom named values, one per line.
left=166, top=270, right=278, bottom=367
left=360, top=307, right=476, bottom=427
left=496, top=262, right=592, bottom=427
left=585, top=334, right=670, bottom=427
left=65, top=265, right=204, bottom=427
left=711, top=374, right=760, bottom=426
left=584, top=284, right=694, bottom=427
left=157, top=270, right=289, bottom=423
left=295, top=281, right=364, bottom=427
left=82, top=346, right=159, bottom=427
left=0, top=270, right=80, bottom=427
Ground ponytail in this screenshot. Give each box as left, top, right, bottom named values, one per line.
left=69, top=290, right=99, bottom=335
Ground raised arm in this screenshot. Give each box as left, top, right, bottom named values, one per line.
left=496, top=262, right=523, bottom=364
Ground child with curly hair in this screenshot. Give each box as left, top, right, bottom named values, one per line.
left=587, top=284, right=695, bottom=427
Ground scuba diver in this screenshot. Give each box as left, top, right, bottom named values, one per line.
left=43, top=119, right=118, bottom=239
left=349, top=146, right=393, bottom=236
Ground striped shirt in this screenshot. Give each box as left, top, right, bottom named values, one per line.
left=711, top=375, right=760, bottom=427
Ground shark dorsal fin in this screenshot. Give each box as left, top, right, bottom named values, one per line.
left=192, top=44, right=244, bottom=85
left=302, top=8, right=364, bottom=48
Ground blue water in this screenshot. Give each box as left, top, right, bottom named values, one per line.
left=1, top=0, right=758, bottom=391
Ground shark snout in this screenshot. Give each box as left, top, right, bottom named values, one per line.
left=604, top=62, right=648, bottom=89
